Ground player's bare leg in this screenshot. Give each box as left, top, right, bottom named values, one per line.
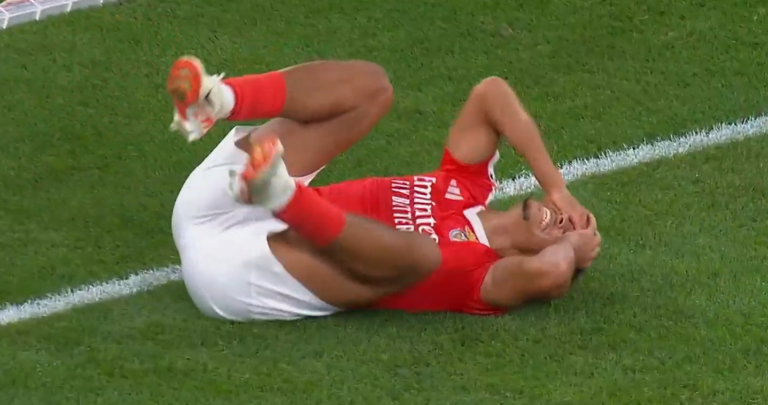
left=229, top=136, right=441, bottom=296
left=167, top=56, right=427, bottom=309
left=166, top=56, right=392, bottom=177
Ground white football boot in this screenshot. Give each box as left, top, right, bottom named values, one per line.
left=166, top=56, right=233, bottom=142
left=228, top=136, right=297, bottom=211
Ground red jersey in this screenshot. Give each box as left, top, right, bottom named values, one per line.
left=314, top=148, right=506, bottom=316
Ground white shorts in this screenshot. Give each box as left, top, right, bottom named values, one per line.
left=171, top=126, right=340, bottom=321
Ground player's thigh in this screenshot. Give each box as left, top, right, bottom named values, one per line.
left=248, top=116, right=367, bottom=179
left=270, top=235, right=396, bottom=309
left=182, top=223, right=342, bottom=321
left=241, top=118, right=321, bottom=177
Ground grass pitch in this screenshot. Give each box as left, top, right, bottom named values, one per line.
left=1, top=1, right=767, bottom=404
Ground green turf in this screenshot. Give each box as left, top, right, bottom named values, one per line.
left=1, top=0, right=767, bottom=404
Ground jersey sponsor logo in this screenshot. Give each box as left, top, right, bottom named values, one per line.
left=390, top=176, right=439, bottom=243
left=445, top=179, right=463, bottom=201
left=449, top=226, right=477, bottom=242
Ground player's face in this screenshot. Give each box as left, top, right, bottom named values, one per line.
left=506, top=197, right=573, bottom=253
left=522, top=197, right=572, bottom=236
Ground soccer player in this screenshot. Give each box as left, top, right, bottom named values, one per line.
left=169, top=56, right=601, bottom=321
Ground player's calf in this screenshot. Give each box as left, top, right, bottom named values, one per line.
left=328, top=215, right=441, bottom=287
left=166, top=56, right=392, bottom=144
left=230, top=136, right=440, bottom=287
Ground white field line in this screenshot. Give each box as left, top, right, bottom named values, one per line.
left=1, top=267, right=182, bottom=326
left=493, top=115, right=768, bottom=198
left=2, top=115, right=768, bottom=326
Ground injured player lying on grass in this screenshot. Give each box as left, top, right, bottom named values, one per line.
left=168, top=55, right=602, bottom=322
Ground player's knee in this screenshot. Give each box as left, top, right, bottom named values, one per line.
left=394, top=233, right=441, bottom=282
left=413, top=236, right=442, bottom=277
left=352, top=61, right=393, bottom=103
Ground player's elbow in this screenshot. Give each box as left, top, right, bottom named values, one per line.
left=473, top=76, right=516, bottom=101
left=475, top=76, right=508, bottom=92
left=482, top=254, right=573, bottom=308
left=537, top=260, right=573, bottom=300
left=472, top=76, right=529, bottom=118
left=534, top=245, right=577, bottom=300
left=514, top=258, right=573, bottom=303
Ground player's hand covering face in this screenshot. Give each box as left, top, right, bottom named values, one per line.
left=544, top=189, right=592, bottom=230
left=564, top=213, right=602, bottom=269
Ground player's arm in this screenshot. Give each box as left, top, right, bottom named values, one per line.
left=479, top=238, right=577, bottom=308
left=480, top=226, right=601, bottom=308
left=447, top=76, right=565, bottom=194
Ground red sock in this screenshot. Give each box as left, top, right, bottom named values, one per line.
left=275, top=184, right=346, bottom=247
left=224, top=71, right=287, bottom=120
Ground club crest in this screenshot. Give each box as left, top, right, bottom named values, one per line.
left=449, top=226, right=477, bottom=242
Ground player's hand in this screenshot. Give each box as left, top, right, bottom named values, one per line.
left=563, top=214, right=602, bottom=269
left=546, top=189, right=591, bottom=230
